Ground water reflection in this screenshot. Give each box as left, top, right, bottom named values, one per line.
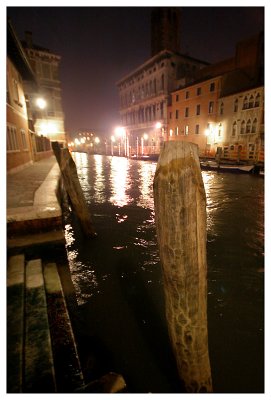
left=64, top=154, right=264, bottom=392
left=138, top=162, right=156, bottom=209
left=109, top=157, right=131, bottom=207
left=93, top=154, right=106, bottom=203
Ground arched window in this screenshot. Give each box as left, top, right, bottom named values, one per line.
left=249, top=95, right=254, bottom=108
left=241, top=120, right=246, bottom=134
left=232, top=121, right=237, bottom=136
left=255, top=93, right=260, bottom=107
left=252, top=118, right=257, bottom=133
left=243, top=96, right=248, bottom=109
left=246, top=119, right=251, bottom=133
left=234, top=98, right=238, bottom=112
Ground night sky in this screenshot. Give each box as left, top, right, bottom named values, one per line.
left=7, top=6, right=264, bottom=137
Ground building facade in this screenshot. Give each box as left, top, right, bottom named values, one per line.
left=116, top=8, right=208, bottom=158
left=7, top=20, right=38, bottom=172
left=22, top=31, right=66, bottom=146
left=167, top=31, right=264, bottom=163
left=167, top=76, right=222, bottom=157
left=217, top=86, right=264, bottom=163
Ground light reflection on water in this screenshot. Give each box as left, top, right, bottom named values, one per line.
left=65, top=153, right=264, bottom=393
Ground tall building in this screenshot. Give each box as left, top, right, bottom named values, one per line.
left=116, top=7, right=208, bottom=158
left=21, top=32, right=66, bottom=146
left=151, top=7, right=181, bottom=56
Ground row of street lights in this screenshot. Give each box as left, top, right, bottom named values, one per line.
left=67, top=122, right=164, bottom=157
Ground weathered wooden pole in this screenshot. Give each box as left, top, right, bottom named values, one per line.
left=52, top=142, right=97, bottom=238
left=153, top=141, right=212, bottom=392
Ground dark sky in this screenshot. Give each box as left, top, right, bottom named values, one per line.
left=7, top=6, right=264, bottom=136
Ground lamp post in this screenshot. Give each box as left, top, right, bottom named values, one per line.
left=204, top=129, right=210, bottom=159
left=111, top=135, right=115, bottom=156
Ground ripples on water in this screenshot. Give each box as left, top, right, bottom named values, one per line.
left=64, top=153, right=264, bottom=393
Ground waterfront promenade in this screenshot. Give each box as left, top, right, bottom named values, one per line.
left=7, top=156, right=64, bottom=248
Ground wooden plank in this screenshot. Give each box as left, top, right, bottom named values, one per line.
left=43, top=262, right=84, bottom=392
left=24, top=259, right=56, bottom=393
left=7, top=255, right=25, bottom=393
left=153, top=141, right=212, bottom=392
left=52, top=142, right=97, bottom=238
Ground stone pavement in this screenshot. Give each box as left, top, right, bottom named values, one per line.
left=7, top=156, right=64, bottom=247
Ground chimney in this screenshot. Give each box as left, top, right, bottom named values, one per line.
left=25, top=31, right=33, bottom=48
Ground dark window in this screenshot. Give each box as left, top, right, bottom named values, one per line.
left=251, top=118, right=257, bottom=133
left=196, top=87, right=201, bottom=96
left=232, top=121, right=237, bottom=136
left=255, top=93, right=260, bottom=107
left=234, top=99, right=238, bottom=112
left=241, top=120, right=245, bottom=134
left=220, top=102, right=224, bottom=115
left=176, top=94, right=179, bottom=101
left=196, top=104, right=200, bottom=115
left=195, top=124, right=200, bottom=134
left=248, top=95, right=254, bottom=108
left=185, top=107, right=189, bottom=117
left=185, top=91, right=189, bottom=99
left=243, top=96, right=248, bottom=109
left=208, top=101, right=214, bottom=114
left=210, top=82, right=215, bottom=92
left=175, top=109, right=179, bottom=119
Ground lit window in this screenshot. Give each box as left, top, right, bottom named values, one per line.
left=185, top=125, right=189, bottom=135
left=169, top=129, right=173, bottom=137
left=175, top=126, right=179, bottom=136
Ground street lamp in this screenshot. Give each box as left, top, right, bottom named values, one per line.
left=111, top=135, right=115, bottom=156
left=36, top=97, right=47, bottom=110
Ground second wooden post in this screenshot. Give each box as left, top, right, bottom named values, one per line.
left=153, top=141, right=212, bottom=392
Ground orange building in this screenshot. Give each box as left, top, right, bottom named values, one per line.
left=167, top=76, right=221, bottom=157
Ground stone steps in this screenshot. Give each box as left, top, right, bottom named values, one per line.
left=7, top=255, right=84, bottom=393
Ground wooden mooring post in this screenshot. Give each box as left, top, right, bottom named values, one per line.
left=153, top=141, right=212, bottom=392
left=52, top=142, right=97, bottom=238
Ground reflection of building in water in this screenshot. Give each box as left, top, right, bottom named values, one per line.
left=116, top=8, right=208, bottom=157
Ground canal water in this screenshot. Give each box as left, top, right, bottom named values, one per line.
left=63, top=153, right=264, bottom=393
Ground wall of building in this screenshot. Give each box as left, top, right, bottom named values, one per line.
left=6, top=58, right=33, bottom=172
left=167, top=76, right=221, bottom=157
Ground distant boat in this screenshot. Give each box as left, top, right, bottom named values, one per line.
left=200, top=160, right=255, bottom=174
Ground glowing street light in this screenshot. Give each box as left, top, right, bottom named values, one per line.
left=36, top=97, right=47, bottom=110
left=94, top=137, right=100, bottom=144
left=155, top=122, right=162, bottom=129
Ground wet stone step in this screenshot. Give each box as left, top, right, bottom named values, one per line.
left=7, top=254, right=25, bottom=393
left=24, top=259, right=56, bottom=393
left=43, top=262, right=84, bottom=392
